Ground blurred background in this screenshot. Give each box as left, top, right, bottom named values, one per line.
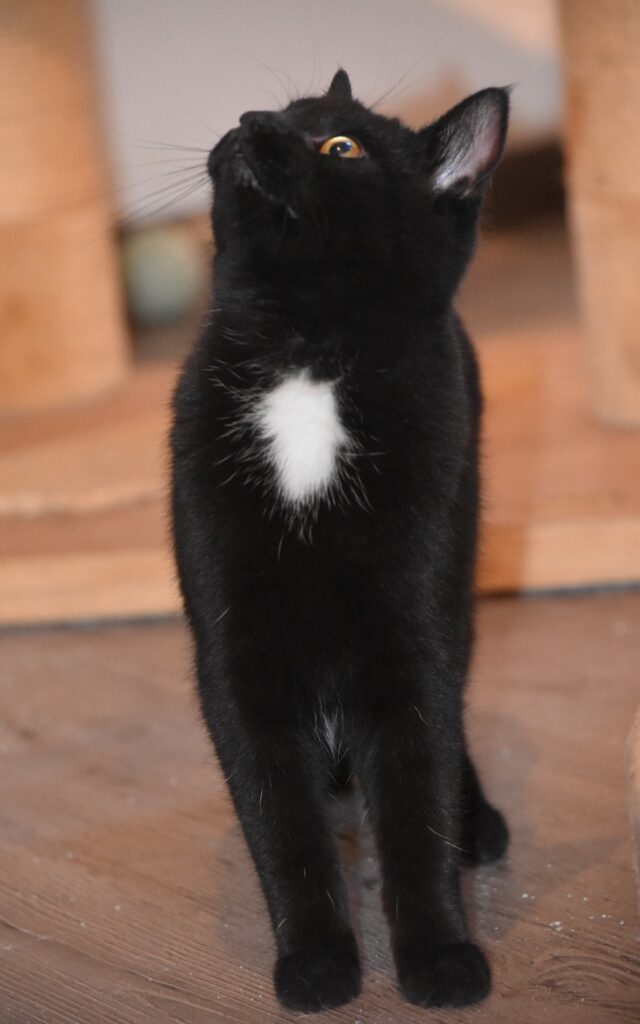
left=1, top=0, right=639, bottom=622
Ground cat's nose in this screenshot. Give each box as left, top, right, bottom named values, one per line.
left=239, top=111, right=288, bottom=138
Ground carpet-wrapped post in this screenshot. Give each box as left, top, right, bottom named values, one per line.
left=0, top=0, right=128, bottom=414
left=559, top=0, right=640, bottom=427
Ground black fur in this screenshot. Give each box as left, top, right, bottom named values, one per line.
left=170, top=70, right=510, bottom=1012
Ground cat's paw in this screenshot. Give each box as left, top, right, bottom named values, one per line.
left=464, top=802, right=509, bottom=865
left=274, top=939, right=361, bottom=1012
left=397, top=941, right=491, bottom=1008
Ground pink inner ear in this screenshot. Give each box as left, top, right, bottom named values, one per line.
left=433, top=104, right=504, bottom=193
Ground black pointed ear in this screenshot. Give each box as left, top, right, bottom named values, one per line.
left=421, top=87, right=510, bottom=196
left=327, top=68, right=352, bottom=103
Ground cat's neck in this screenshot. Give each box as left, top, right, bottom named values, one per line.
left=214, top=249, right=451, bottom=351
left=206, top=283, right=454, bottom=382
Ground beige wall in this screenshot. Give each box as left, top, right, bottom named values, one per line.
left=91, top=0, right=560, bottom=224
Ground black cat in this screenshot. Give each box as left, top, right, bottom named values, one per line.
left=170, top=69, right=509, bottom=1012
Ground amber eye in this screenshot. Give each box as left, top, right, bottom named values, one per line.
left=318, top=135, right=363, bottom=159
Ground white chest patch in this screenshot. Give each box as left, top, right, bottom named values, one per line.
left=253, top=369, right=347, bottom=506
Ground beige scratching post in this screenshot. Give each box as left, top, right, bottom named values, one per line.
left=559, top=0, right=640, bottom=427
left=0, top=0, right=129, bottom=415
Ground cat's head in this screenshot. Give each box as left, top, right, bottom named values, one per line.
left=208, top=70, right=508, bottom=296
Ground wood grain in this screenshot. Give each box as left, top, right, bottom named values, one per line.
left=0, top=591, right=638, bottom=1022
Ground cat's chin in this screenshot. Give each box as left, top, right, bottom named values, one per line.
left=231, top=151, right=297, bottom=219
left=232, top=150, right=263, bottom=192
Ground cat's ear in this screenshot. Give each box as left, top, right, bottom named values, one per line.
left=420, top=87, right=509, bottom=196
left=326, top=69, right=352, bottom=103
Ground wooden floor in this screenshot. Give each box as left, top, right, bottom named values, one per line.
left=1, top=589, right=639, bottom=1023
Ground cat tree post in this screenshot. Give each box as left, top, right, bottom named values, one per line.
left=0, top=0, right=129, bottom=415
left=558, top=0, right=640, bottom=427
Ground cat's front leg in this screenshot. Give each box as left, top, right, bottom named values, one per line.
left=196, top=655, right=361, bottom=1012
left=350, top=655, right=490, bottom=1009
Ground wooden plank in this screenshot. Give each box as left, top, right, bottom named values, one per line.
left=482, top=516, right=640, bottom=593
left=0, top=363, right=171, bottom=517
left=2, top=231, right=640, bottom=623
left=0, top=550, right=179, bottom=625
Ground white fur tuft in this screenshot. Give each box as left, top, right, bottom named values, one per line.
left=254, top=370, right=347, bottom=506
left=322, top=712, right=339, bottom=758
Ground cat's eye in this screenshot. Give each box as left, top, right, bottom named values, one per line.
left=318, top=135, right=364, bottom=159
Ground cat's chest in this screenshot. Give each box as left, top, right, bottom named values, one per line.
left=248, top=368, right=351, bottom=508
left=214, top=359, right=426, bottom=528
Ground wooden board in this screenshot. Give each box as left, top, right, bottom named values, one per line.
left=1, top=324, right=640, bottom=624
left=1, top=223, right=640, bottom=624
left=0, top=591, right=638, bottom=1022
left=479, top=325, right=640, bottom=591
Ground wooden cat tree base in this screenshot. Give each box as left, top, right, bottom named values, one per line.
left=1, top=313, right=639, bottom=625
